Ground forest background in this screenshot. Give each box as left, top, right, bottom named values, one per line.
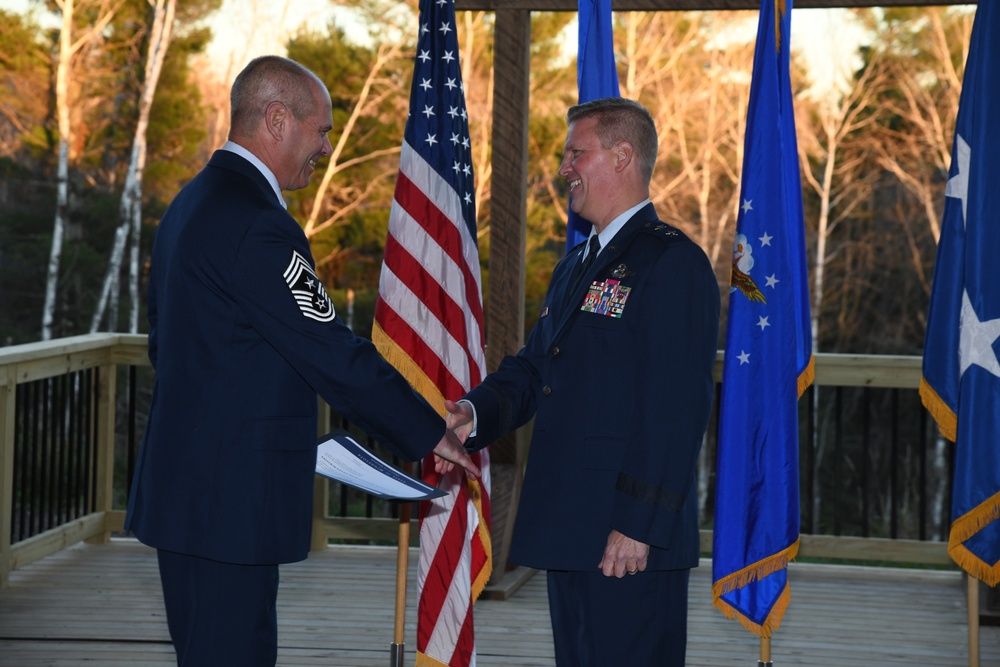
left=0, top=0, right=972, bottom=357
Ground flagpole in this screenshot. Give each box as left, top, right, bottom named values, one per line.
left=968, top=574, right=979, bottom=667
left=390, top=463, right=414, bottom=667
left=758, top=636, right=772, bottom=667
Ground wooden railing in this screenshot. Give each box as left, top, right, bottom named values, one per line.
left=0, top=334, right=146, bottom=587
left=0, top=334, right=952, bottom=588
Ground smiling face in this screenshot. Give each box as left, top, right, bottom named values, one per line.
left=276, top=80, right=333, bottom=191
left=559, top=115, right=621, bottom=231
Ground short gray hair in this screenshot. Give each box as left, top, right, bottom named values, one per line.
left=230, top=56, right=323, bottom=137
left=567, top=97, right=658, bottom=183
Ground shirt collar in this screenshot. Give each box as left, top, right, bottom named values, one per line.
left=587, top=199, right=650, bottom=258
left=221, top=140, right=286, bottom=209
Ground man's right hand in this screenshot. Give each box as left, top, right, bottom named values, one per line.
left=444, top=399, right=474, bottom=443
left=431, top=427, right=480, bottom=479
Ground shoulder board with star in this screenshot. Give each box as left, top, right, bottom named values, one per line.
left=641, top=220, right=687, bottom=245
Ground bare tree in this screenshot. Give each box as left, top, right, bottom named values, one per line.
left=794, top=13, right=883, bottom=530
left=460, top=9, right=494, bottom=239
left=90, top=0, right=176, bottom=334
left=663, top=31, right=748, bottom=268
left=871, top=7, right=972, bottom=247
left=618, top=12, right=753, bottom=270
left=193, top=0, right=301, bottom=159
left=41, top=0, right=118, bottom=340
left=303, top=41, right=406, bottom=245
left=866, top=7, right=972, bottom=538
left=795, top=29, right=881, bottom=355
left=0, top=14, right=49, bottom=161
left=289, top=1, right=500, bottom=277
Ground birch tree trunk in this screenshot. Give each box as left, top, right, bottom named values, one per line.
left=42, top=0, right=117, bottom=340
left=41, top=0, right=76, bottom=341
left=872, top=8, right=971, bottom=248
left=796, top=35, right=881, bottom=531
left=90, top=0, right=176, bottom=334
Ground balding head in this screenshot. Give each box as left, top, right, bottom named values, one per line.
left=227, top=55, right=333, bottom=191
left=229, top=56, right=326, bottom=142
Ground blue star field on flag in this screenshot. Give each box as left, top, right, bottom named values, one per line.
left=404, top=0, right=477, bottom=242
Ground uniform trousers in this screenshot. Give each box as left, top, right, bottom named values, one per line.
left=546, top=568, right=690, bottom=667
left=157, top=549, right=280, bottom=667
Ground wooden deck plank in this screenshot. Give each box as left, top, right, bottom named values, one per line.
left=1, top=539, right=998, bottom=666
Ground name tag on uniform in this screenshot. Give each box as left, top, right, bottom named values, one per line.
left=581, top=279, right=631, bottom=318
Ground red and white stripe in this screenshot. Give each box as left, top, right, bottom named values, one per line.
left=376, top=142, right=486, bottom=395
left=374, top=139, right=491, bottom=667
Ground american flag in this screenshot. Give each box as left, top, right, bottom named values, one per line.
left=371, top=0, right=491, bottom=664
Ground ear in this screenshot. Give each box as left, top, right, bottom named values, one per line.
left=614, top=141, right=633, bottom=172
left=264, top=101, right=287, bottom=141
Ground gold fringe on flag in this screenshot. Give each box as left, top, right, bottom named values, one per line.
left=374, top=318, right=494, bottom=596
left=918, top=377, right=957, bottom=443
left=469, top=475, right=494, bottom=602
left=711, top=538, right=799, bottom=638
left=373, top=322, right=446, bottom=415
left=949, top=490, right=1000, bottom=587
left=714, top=578, right=791, bottom=638
left=415, top=652, right=449, bottom=667
left=797, top=354, right=815, bottom=399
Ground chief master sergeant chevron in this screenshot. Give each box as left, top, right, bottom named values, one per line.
left=124, top=55, right=479, bottom=667
left=446, top=97, right=720, bottom=666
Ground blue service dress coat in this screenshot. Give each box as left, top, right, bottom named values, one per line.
left=464, top=203, right=720, bottom=572
left=125, top=150, right=444, bottom=566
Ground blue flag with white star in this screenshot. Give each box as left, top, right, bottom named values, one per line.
left=566, top=0, right=620, bottom=251
left=712, top=0, right=813, bottom=637
left=920, top=0, right=1000, bottom=586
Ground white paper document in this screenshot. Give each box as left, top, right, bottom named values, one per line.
left=315, top=430, right=445, bottom=500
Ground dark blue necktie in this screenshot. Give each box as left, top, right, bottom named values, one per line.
left=570, top=235, right=601, bottom=294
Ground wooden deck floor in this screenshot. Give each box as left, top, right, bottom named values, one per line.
left=1, top=539, right=998, bottom=666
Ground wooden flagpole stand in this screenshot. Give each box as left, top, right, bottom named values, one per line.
left=390, top=464, right=414, bottom=667
left=968, top=574, right=980, bottom=667
left=758, top=636, right=772, bottom=667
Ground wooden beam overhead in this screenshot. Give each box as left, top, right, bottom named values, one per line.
left=455, top=0, right=972, bottom=12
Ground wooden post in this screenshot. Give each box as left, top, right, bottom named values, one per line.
left=759, top=636, right=772, bottom=666
left=0, top=365, right=14, bottom=588
left=391, top=468, right=413, bottom=666
left=484, top=5, right=531, bottom=588
left=311, top=399, right=332, bottom=552
left=969, top=574, right=979, bottom=667
left=88, top=363, right=117, bottom=544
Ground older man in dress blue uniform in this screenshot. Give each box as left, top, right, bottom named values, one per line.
left=448, top=97, right=720, bottom=667
left=125, top=56, right=478, bottom=667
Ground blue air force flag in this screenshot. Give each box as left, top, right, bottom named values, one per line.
left=920, top=0, right=1000, bottom=586
left=712, top=0, right=813, bottom=637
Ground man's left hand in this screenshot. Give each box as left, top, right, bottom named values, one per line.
left=598, top=529, right=649, bottom=578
